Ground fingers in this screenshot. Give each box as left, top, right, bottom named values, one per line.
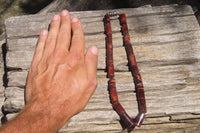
left=43, top=14, right=61, bottom=58
left=69, top=18, right=85, bottom=60
left=54, top=10, right=71, bottom=58
left=85, top=46, right=98, bottom=80
left=31, top=30, right=48, bottom=68
left=36, top=10, right=87, bottom=69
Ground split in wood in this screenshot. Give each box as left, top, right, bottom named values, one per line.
left=104, top=13, right=147, bottom=131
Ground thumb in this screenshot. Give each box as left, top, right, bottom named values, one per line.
left=85, top=46, right=98, bottom=80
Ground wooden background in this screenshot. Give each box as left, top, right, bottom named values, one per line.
left=2, top=4, right=200, bottom=132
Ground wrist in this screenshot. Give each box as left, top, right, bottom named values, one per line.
left=26, top=100, right=71, bottom=132
left=0, top=100, right=70, bottom=133
left=0, top=101, right=51, bottom=133
left=19, top=101, right=50, bottom=132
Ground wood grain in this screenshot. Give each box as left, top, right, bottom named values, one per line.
left=3, top=4, right=200, bottom=132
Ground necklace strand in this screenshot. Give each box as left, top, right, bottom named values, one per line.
left=104, top=12, right=147, bottom=130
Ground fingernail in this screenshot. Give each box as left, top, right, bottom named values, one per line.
left=72, top=18, right=79, bottom=23
left=91, top=46, right=98, bottom=55
left=61, top=10, right=69, bottom=16
left=52, top=15, right=59, bottom=20
left=41, top=30, right=48, bottom=35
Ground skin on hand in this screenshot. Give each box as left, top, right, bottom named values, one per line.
left=0, top=10, right=98, bottom=133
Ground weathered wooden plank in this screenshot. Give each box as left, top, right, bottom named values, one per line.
left=4, top=109, right=200, bottom=132
left=0, top=36, right=6, bottom=121
left=5, top=5, right=195, bottom=38
left=3, top=4, right=200, bottom=132
left=170, top=113, right=200, bottom=120
left=4, top=58, right=200, bottom=114
left=5, top=7, right=153, bottom=39
left=6, top=11, right=200, bottom=69
left=60, top=120, right=200, bottom=133
left=6, top=37, right=200, bottom=70
left=5, top=111, right=200, bottom=132
left=7, top=58, right=200, bottom=89
left=152, top=4, right=194, bottom=16
left=4, top=87, right=24, bottom=113
left=4, top=83, right=200, bottom=115
left=6, top=13, right=199, bottom=47
left=6, top=29, right=200, bottom=52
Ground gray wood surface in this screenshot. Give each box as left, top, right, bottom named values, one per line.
left=0, top=36, right=6, bottom=122
left=2, top=5, right=200, bottom=132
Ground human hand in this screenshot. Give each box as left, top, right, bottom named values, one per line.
left=25, top=10, right=98, bottom=131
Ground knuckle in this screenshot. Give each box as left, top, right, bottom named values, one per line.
left=50, top=49, right=67, bottom=64
left=67, top=52, right=81, bottom=67
left=71, top=52, right=81, bottom=60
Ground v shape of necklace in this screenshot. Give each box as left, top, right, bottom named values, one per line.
left=104, top=12, right=147, bottom=131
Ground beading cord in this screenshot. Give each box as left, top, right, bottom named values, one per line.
left=104, top=12, right=147, bottom=130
